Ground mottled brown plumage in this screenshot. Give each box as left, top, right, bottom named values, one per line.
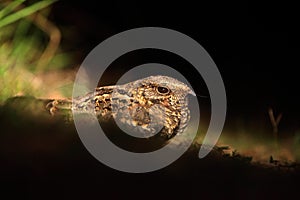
left=47, top=75, right=195, bottom=138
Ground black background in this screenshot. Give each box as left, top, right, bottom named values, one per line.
left=51, top=0, right=300, bottom=134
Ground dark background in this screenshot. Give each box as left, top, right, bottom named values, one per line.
left=51, top=0, right=300, bottom=134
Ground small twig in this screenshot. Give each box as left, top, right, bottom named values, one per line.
left=268, top=107, right=282, bottom=134
left=268, top=107, right=282, bottom=148
left=30, top=12, right=61, bottom=70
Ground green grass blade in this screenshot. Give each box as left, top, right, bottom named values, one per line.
left=0, top=0, right=57, bottom=28
left=0, top=0, right=26, bottom=20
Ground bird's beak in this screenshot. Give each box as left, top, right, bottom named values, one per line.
left=188, top=89, right=196, bottom=96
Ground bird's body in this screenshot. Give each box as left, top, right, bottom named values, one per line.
left=47, top=75, right=195, bottom=139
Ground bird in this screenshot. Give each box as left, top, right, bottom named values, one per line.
left=46, top=75, right=195, bottom=139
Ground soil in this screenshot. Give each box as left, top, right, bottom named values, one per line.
left=1, top=97, right=299, bottom=199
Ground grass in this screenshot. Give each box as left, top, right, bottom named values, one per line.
left=0, top=0, right=72, bottom=104
left=0, top=0, right=57, bottom=28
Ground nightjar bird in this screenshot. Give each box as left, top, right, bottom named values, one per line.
left=47, top=75, right=195, bottom=139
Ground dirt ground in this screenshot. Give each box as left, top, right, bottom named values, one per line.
left=1, top=97, right=299, bottom=199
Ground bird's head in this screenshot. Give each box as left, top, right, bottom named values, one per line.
left=124, top=75, right=195, bottom=104
left=119, top=75, right=195, bottom=138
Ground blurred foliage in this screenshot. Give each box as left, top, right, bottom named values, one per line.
left=0, top=0, right=73, bottom=103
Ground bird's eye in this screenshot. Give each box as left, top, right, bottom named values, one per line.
left=156, top=86, right=170, bottom=94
